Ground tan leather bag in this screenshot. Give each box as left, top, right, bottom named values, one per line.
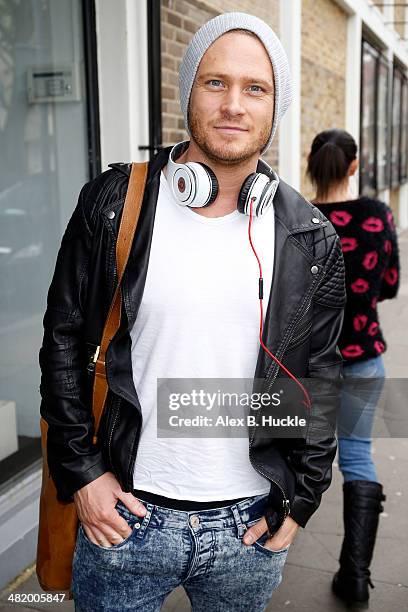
left=36, top=162, right=148, bottom=598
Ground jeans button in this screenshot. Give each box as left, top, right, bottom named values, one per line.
left=189, top=515, right=200, bottom=528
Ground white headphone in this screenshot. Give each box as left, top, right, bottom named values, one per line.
left=166, top=141, right=279, bottom=217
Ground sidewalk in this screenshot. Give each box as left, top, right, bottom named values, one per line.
left=1, top=232, right=407, bottom=612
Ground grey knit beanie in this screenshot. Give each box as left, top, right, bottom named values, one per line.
left=179, top=12, right=293, bottom=155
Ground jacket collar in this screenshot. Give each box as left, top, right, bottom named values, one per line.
left=108, top=144, right=327, bottom=235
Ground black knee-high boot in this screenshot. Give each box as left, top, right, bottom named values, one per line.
left=332, top=480, right=386, bottom=608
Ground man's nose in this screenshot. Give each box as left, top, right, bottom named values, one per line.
left=220, top=86, right=245, bottom=116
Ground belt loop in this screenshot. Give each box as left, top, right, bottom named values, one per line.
left=230, top=503, right=247, bottom=539
left=134, top=502, right=154, bottom=541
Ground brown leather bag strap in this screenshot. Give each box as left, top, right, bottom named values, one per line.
left=91, top=162, right=148, bottom=444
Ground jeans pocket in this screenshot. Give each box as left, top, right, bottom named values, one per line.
left=78, top=522, right=136, bottom=551
left=78, top=500, right=151, bottom=551
left=243, top=518, right=289, bottom=557
left=252, top=532, right=289, bottom=557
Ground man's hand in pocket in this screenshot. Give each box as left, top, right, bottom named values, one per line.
left=242, top=515, right=299, bottom=551
left=73, top=471, right=147, bottom=547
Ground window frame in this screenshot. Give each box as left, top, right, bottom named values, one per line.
left=359, top=38, right=394, bottom=196
left=82, top=0, right=102, bottom=179
left=377, top=54, right=391, bottom=190
left=398, top=72, right=408, bottom=183
left=360, top=40, right=380, bottom=196
left=391, top=65, right=403, bottom=189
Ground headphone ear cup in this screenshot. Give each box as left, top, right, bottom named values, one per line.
left=237, top=173, right=258, bottom=215
left=200, top=163, right=219, bottom=206
left=183, top=162, right=219, bottom=207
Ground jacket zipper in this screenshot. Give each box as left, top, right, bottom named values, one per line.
left=86, top=344, right=100, bottom=375
left=264, top=300, right=312, bottom=388
left=249, top=359, right=291, bottom=521
left=108, top=396, right=120, bottom=478
left=249, top=443, right=290, bottom=520
left=85, top=343, right=122, bottom=480
left=285, top=320, right=312, bottom=353
left=249, top=361, right=291, bottom=519
left=101, top=352, right=144, bottom=491
left=248, top=299, right=313, bottom=519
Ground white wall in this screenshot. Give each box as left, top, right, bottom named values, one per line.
left=95, top=0, right=149, bottom=168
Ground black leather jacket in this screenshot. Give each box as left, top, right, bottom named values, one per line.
left=39, top=145, right=346, bottom=531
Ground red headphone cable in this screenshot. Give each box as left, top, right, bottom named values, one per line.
left=248, top=197, right=312, bottom=411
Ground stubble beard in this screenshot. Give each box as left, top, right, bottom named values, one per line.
left=188, top=109, right=272, bottom=166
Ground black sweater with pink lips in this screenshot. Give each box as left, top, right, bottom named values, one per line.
left=313, top=196, right=400, bottom=363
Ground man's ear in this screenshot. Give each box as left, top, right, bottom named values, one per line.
left=348, top=158, right=359, bottom=176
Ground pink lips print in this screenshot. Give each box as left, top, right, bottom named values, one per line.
left=330, top=210, right=352, bottom=226
left=374, top=340, right=385, bottom=354
left=353, top=314, right=368, bottom=331
left=342, top=345, right=364, bottom=358
left=384, top=267, right=398, bottom=285
left=387, top=211, right=395, bottom=230
left=384, top=240, right=392, bottom=255
left=341, top=237, right=358, bottom=252
left=351, top=278, right=370, bottom=293
left=367, top=322, right=379, bottom=336
left=362, top=251, right=378, bottom=270
left=361, top=217, right=384, bottom=232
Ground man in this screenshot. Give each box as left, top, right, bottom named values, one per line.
left=39, top=12, right=345, bottom=611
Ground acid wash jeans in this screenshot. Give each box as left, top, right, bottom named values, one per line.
left=71, top=492, right=290, bottom=611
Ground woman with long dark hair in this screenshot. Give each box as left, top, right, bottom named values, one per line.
left=307, top=128, right=400, bottom=608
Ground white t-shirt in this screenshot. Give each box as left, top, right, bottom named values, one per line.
left=130, top=170, right=275, bottom=500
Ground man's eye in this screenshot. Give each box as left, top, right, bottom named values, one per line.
left=208, top=79, right=223, bottom=87
left=248, top=85, right=264, bottom=93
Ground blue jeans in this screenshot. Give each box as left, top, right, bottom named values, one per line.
left=337, top=355, right=385, bottom=483
left=71, top=492, right=289, bottom=611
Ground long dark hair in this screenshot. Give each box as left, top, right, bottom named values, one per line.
left=307, top=129, right=357, bottom=200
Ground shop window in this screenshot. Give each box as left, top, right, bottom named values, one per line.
left=391, top=67, right=402, bottom=188
left=377, top=56, right=390, bottom=190
left=360, top=40, right=398, bottom=196
left=0, top=0, right=99, bottom=490
left=360, top=41, right=378, bottom=196
left=398, top=73, right=408, bottom=184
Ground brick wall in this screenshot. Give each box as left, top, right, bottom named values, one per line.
left=389, top=186, right=400, bottom=224
left=376, top=0, right=385, bottom=13
left=300, top=0, right=348, bottom=199
left=161, top=0, right=280, bottom=168
left=394, top=3, right=406, bottom=40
